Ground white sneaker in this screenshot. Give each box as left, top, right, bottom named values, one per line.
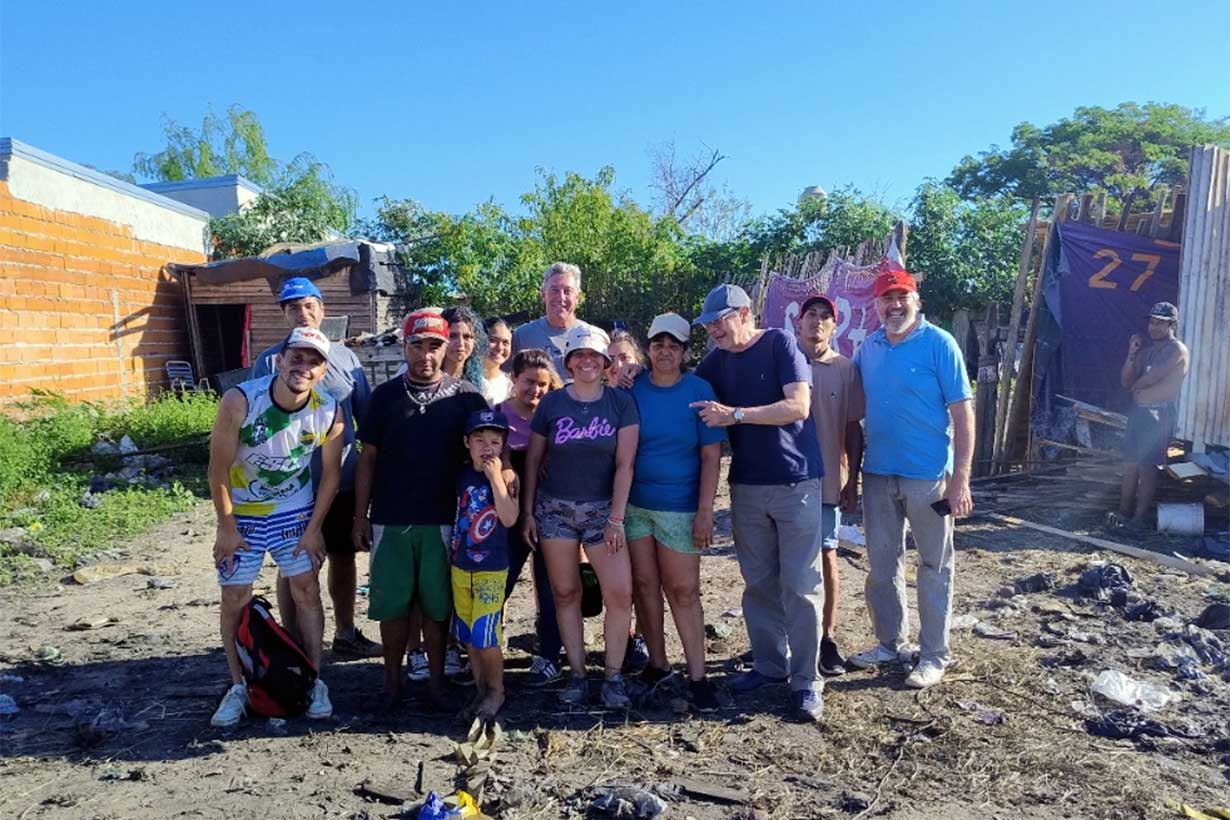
left=846, top=644, right=900, bottom=669
left=210, top=683, right=248, bottom=728
left=445, top=647, right=465, bottom=677
left=406, top=649, right=430, bottom=681
left=905, top=660, right=946, bottom=690
left=306, top=678, right=333, bottom=719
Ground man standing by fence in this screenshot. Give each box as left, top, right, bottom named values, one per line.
left=1112, top=301, right=1189, bottom=533
left=251, top=277, right=379, bottom=660
left=847, top=266, right=973, bottom=690
left=795, top=294, right=864, bottom=676
left=689, top=284, right=828, bottom=722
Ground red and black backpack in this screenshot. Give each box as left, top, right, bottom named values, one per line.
left=234, top=596, right=317, bottom=717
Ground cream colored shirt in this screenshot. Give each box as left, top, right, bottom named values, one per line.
left=809, top=348, right=865, bottom=506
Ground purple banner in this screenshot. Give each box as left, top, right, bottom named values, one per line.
left=1049, top=220, right=1180, bottom=409
left=762, top=262, right=881, bottom=358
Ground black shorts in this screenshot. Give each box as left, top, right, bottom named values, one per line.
left=323, top=489, right=363, bottom=554
left=1122, top=405, right=1173, bottom=467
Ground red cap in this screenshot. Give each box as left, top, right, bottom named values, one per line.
left=873, top=262, right=918, bottom=298
left=800, top=294, right=838, bottom=321
left=402, top=310, right=449, bottom=343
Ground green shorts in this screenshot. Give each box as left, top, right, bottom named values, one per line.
left=625, top=504, right=700, bottom=554
left=368, top=524, right=452, bottom=622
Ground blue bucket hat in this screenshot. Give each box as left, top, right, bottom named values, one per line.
left=694, top=284, right=752, bottom=325
left=278, top=277, right=323, bottom=304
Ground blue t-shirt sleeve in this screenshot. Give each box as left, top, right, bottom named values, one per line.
left=775, top=330, right=813, bottom=388
left=693, top=378, right=726, bottom=446
left=935, top=331, right=973, bottom=405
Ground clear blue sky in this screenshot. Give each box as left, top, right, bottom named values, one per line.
left=2, top=1, right=1228, bottom=220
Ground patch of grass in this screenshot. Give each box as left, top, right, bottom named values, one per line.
left=0, top=391, right=218, bottom=584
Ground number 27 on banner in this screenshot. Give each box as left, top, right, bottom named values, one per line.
left=1088, top=248, right=1161, bottom=291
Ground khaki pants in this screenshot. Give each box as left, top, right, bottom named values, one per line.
left=862, top=473, right=955, bottom=666
left=729, top=479, right=825, bottom=692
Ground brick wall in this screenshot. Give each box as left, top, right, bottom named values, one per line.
left=0, top=180, right=208, bottom=404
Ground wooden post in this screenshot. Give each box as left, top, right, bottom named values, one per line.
left=1116, top=192, right=1136, bottom=232
left=1004, top=193, right=1073, bottom=471
left=1077, top=193, right=1094, bottom=223
left=973, top=303, right=1000, bottom=477
left=1148, top=185, right=1168, bottom=238
left=991, top=197, right=1039, bottom=474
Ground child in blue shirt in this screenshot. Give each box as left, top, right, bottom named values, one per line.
left=451, top=409, right=519, bottom=720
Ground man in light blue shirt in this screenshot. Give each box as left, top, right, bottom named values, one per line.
left=847, top=265, right=974, bottom=690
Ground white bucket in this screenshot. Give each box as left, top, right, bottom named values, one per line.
left=1156, top=503, right=1204, bottom=535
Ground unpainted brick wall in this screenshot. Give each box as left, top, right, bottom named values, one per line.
left=0, top=181, right=207, bottom=404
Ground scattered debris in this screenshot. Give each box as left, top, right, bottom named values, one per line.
left=1079, top=563, right=1134, bottom=603
left=66, top=616, right=119, bottom=631
left=147, top=577, right=178, bottom=590
left=587, top=783, right=668, bottom=819
left=673, top=777, right=747, bottom=805
left=1196, top=603, right=1230, bottom=631
left=705, top=622, right=735, bottom=640
left=1091, top=670, right=1179, bottom=712
left=974, top=622, right=1017, bottom=641
left=1011, top=572, right=1057, bottom=595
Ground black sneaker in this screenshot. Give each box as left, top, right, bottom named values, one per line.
left=622, top=635, right=650, bottom=674
left=637, top=664, right=676, bottom=693
left=332, top=628, right=382, bottom=660
left=687, top=678, right=720, bottom=714
left=819, top=637, right=846, bottom=676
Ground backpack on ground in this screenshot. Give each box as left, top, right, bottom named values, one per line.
left=234, top=596, right=317, bottom=717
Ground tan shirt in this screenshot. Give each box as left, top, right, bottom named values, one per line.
left=809, top=348, right=865, bottom=506
left=1132, top=338, right=1189, bottom=407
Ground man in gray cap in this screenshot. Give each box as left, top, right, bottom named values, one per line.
left=689, top=283, right=827, bottom=722
left=1112, top=301, right=1189, bottom=533
left=251, top=276, right=379, bottom=659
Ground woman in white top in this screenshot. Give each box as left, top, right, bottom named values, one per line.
left=482, top=317, right=514, bottom=405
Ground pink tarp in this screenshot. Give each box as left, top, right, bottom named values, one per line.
left=761, top=260, right=884, bottom=357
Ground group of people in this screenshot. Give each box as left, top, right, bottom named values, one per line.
left=207, top=258, right=980, bottom=727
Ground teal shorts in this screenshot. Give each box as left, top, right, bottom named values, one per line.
left=625, top=503, right=700, bottom=554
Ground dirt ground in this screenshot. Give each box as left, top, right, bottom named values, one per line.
left=1, top=471, right=1229, bottom=820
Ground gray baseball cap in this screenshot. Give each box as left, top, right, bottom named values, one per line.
left=694, top=284, right=751, bottom=325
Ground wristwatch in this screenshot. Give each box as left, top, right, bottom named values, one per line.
left=732, top=407, right=745, bottom=424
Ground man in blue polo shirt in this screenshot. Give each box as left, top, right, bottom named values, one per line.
left=690, top=284, right=827, bottom=722
left=847, top=265, right=974, bottom=690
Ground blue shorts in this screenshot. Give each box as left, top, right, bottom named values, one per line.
left=821, top=504, right=841, bottom=552
left=217, top=505, right=315, bottom=587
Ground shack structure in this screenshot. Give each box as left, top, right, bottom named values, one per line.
left=167, top=241, right=400, bottom=388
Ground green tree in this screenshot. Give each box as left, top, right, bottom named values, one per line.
left=907, top=181, right=1027, bottom=320
left=134, top=105, right=357, bottom=258
left=948, top=102, right=1230, bottom=207
left=134, top=105, right=277, bottom=185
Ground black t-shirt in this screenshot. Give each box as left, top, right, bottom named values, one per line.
left=359, top=375, right=488, bottom=526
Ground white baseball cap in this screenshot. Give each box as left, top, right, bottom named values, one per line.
left=563, top=324, right=612, bottom=365
left=647, top=313, right=691, bottom=344
left=284, top=326, right=330, bottom=357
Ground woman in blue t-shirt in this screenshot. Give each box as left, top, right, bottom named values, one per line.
left=625, top=313, right=724, bottom=713
left=522, top=324, right=640, bottom=709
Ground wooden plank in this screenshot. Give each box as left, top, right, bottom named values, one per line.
left=1006, top=194, right=1073, bottom=470
left=1077, top=193, right=1094, bottom=223
left=1148, top=186, right=1168, bottom=238
left=986, top=513, right=1213, bottom=576
left=1167, top=191, right=1187, bottom=242
left=993, top=198, right=1040, bottom=474
left=1116, top=191, right=1137, bottom=231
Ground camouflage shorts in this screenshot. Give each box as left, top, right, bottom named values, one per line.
left=534, top=494, right=611, bottom=546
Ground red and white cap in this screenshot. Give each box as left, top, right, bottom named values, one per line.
left=285, top=326, right=330, bottom=357
left=402, top=310, right=449, bottom=343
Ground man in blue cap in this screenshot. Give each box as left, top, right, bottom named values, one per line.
left=688, top=283, right=828, bottom=722
left=250, top=276, right=379, bottom=659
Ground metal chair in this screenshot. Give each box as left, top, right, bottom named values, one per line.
left=165, top=360, right=209, bottom=392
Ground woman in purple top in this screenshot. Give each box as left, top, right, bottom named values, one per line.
left=523, top=325, right=640, bottom=708
left=496, top=349, right=566, bottom=686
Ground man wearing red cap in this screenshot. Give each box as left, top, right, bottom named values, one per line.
left=847, top=265, right=974, bottom=690
left=795, top=294, right=865, bottom=676
left=352, top=310, right=489, bottom=710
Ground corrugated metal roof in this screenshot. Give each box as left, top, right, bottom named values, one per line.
left=1175, top=145, right=1230, bottom=450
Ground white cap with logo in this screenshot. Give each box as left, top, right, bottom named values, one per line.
left=285, top=326, right=331, bottom=357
